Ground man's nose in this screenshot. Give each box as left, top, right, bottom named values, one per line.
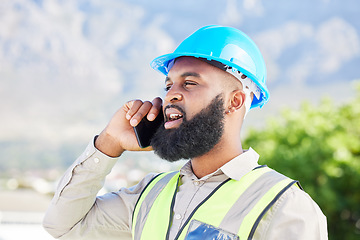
left=164, top=86, right=183, bottom=103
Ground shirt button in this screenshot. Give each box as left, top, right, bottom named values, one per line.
left=94, top=158, right=100, bottom=164
left=174, top=214, right=182, bottom=220
left=194, top=181, right=200, bottom=186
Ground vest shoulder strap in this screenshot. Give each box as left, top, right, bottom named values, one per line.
left=132, top=171, right=180, bottom=240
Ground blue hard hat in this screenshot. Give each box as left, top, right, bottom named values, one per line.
left=150, top=25, right=269, bottom=109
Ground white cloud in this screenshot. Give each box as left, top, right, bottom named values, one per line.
left=256, top=22, right=314, bottom=59
left=219, top=0, right=242, bottom=26
left=316, top=17, right=360, bottom=74
left=284, top=18, right=360, bottom=86
left=255, top=17, right=360, bottom=86
left=219, top=0, right=265, bottom=26
left=255, top=21, right=314, bottom=83
left=243, top=0, right=264, bottom=15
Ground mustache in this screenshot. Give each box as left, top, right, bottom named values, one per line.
left=163, top=104, right=187, bottom=121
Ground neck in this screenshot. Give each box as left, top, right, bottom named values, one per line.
left=190, top=137, right=243, bottom=179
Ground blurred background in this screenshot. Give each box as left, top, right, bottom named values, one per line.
left=0, top=0, right=359, bottom=239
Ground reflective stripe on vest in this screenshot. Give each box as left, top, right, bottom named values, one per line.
left=131, top=171, right=180, bottom=239
left=132, top=166, right=298, bottom=240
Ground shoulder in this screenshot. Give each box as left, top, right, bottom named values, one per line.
left=254, top=184, right=328, bottom=240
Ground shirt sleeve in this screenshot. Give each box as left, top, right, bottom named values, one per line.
left=42, top=137, right=155, bottom=240
left=254, top=185, right=328, bottom=240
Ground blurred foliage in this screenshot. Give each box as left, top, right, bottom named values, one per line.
left=244, top=82, right=360, bottom=239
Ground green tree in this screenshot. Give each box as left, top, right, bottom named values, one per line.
left=244, top=82, right=360, bottom=240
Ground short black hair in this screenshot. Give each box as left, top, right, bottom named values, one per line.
left=198, top=58, right=228, bottom=71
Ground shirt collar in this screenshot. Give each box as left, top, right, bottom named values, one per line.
left=220, top=147, right=260, bottom=181
left=179, top=148, right=260, bottom=181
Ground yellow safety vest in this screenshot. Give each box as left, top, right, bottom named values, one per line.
left=132, top=166, right=299, bottom=240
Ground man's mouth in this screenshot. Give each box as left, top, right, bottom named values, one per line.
left=168, top=113, right=183, bottom=121
left=165, top=108, right=185, bottom=129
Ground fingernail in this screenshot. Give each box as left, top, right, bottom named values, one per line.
left=148, top=113, right=155, bottom=121
left=130, top=119, right=138, bottom=126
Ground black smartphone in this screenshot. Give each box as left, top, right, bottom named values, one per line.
left=133, top=110, right=164, bottom=148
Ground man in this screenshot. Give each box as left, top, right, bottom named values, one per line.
left=43, top=25, right=328, bottom=239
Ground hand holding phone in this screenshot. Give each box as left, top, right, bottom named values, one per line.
left=133, top=110, right=164, bottom=148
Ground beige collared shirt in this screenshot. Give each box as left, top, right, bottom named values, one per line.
left=43, top=138, right=328, bottom=240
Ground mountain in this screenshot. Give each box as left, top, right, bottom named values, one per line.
left=0, top=0, right=359, bottom=172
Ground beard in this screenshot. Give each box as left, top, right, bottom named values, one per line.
left=151, top=94, right=226, bottom=162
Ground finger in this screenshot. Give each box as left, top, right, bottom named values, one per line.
left=129, top=101, right=153, bottom=126
left=147, top=97, right=163, bottom=121
left=125, top=100, right=143, bottom=120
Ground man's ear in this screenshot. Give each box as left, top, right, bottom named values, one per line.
left=227, top=90, right=246, bottom=113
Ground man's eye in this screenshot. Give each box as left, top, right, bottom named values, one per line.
left=184, top=82, right=197, bottom=88
left=164, top=85, right=172, bottom=91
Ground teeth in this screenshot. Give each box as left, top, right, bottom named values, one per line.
left=169, top=113, right=183, bottom=120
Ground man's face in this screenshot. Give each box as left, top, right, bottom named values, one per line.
left=150, top=57, right=228, bottom=161
left=163, top=57, right=227, bottom=128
